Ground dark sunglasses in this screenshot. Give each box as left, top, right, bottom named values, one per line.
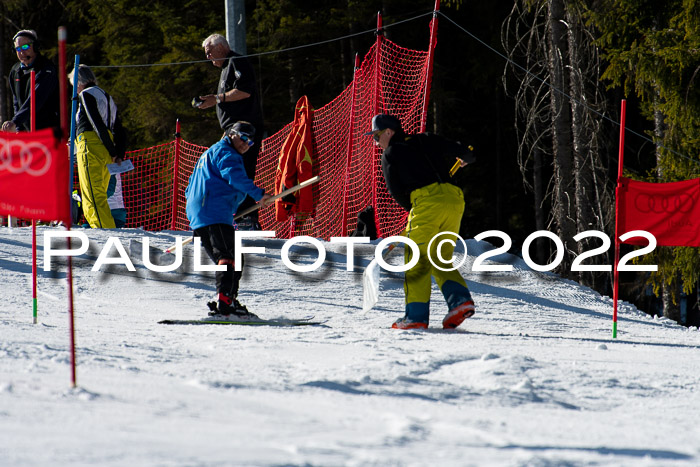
left=15, top=43, right=32, bottom=52
left=372, top=129, right=387, bottom=142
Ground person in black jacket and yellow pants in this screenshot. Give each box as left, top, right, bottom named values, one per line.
left=367, top=114, right=476, bottom=330
left=69, top=65, right=127, bottom=228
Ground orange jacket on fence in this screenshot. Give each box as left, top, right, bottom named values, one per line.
left=275, top=96, right=315, bottom=222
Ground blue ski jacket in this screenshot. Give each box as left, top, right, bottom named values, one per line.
left=185, top=137, right=264, bottom=230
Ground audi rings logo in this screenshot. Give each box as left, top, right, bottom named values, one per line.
left=0, top=137, right=52, bottom=177
left=634, top=192, right=697, bottom=214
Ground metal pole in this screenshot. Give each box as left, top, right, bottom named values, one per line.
left=225, top=0, right=247, bottom=54
left=420, top=0, right=440, bottom=133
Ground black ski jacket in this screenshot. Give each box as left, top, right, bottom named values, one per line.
left=8, top=54, right=60, bottom=131
left=381, top=132, right=475, bottom=211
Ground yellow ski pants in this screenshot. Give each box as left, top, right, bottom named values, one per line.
left=403, top=182, right=473, bottom=323
left=76, top=132, right=116, bottom=228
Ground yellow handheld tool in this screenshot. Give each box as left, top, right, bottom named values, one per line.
left=449, top=160, right=462, bottom=177
left=449, top=145, right=474, bottom=177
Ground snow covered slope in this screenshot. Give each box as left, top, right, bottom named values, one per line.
left=1, top=226, right=699, bottom=466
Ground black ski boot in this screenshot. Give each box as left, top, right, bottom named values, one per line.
left=208, top=297, right=260, bottom=320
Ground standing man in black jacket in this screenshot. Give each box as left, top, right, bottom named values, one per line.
left=197, top=33, right=264, bottom=230
left=1, top=30, right=59, bottom=132
left=367, top=114, right=477, bottom=330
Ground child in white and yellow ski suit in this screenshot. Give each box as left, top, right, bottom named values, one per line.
left=70, top=64, right=126, bottom=228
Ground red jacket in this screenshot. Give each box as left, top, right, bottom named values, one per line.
left=275, top=96, right=315, bottom=221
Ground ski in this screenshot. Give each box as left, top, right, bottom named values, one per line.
left=158, top=316, right=325, bottom=326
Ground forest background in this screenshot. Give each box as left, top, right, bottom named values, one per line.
left=1, top=0, right=698, bottom=324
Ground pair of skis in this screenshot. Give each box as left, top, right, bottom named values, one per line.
left=159, top=316, right=325, bottom=326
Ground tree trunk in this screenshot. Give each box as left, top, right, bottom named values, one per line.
left=654, top=107, right=666, bottom=177
left=495, top=90, right=502, bottom=230
left=663, top=282, right=681, bottom=322
left=653, top=94, right=677, bottom=318
left=547, top=0, right=576, bottom=274
left=432, top=98, right=438, bottom=134
left=567, top=6, right=598, bottom=287
left=533, top=147, right=547, bottom=264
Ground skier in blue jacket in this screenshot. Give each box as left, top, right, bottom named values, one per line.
left=185, top=121, right=272, bottom=318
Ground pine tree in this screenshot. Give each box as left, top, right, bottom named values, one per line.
left=587, top=0, right=700, bottom=321
left=502, top=0, right=614, bottom=284
left=64, top=0, right=225, bottom=147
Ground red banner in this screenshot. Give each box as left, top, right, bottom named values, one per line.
left=0, top=129, right=70, bottom=225
left=617, top=176, right=700, bottom=247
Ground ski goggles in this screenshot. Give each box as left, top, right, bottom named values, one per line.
left=15, top=43, right=32, bottom=52
left=236, top=133, right=254, bottom=147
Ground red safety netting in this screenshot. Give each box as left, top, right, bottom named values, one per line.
left=74, top=34, right=435, bottom=237
left=168, top=138, right=208, bottom=231
left=121, top=141, right=178, bottom=231
left=71, top=138, right=207, bottom=231
left=254, top=37, right=431, bottom=239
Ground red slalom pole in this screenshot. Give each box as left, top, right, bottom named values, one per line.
left=30, top=70, right=38, bottom=324
left=30, top=70, right=36, bottom=131
left=612, top=99, right=627, bottom=339
left=59, top=27, right=77, bottom=387
left=58, top=27, right=68, bottom=134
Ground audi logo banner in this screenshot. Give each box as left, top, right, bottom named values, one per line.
left=618, top=176, right=700, bottom=248
left=0, top=128, right=71, bottom=225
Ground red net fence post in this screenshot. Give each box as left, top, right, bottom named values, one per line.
left=341, top=54, right=361, bottom=235
left=170, top=119, right=181, bottom=230
left=372, top=12, right=385, bottom=237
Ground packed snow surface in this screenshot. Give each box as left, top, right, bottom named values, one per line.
left=1, top=226, right=699, bottom=466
